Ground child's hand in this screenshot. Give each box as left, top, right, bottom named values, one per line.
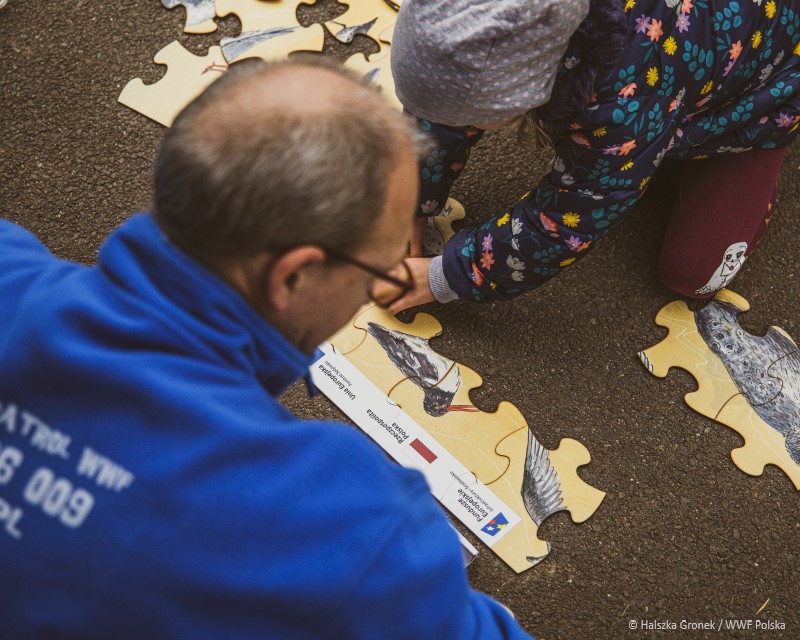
left=388, top=258, right=436, bottom=314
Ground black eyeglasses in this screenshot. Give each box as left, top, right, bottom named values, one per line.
left=324, top=247, right=414, bottom=308
left=268, top=244, right=414, bottom=309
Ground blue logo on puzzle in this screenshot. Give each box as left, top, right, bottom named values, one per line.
left=481, top=512, right=508, bottom=536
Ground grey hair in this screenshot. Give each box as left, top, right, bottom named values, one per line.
left=153, top=57, right=430, bottom=263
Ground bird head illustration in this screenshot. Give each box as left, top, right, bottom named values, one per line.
left=422, top=387, right=478, bottom=417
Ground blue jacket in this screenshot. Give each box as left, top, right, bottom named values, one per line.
left=0, top=214, right=530, bottom=639
left=417, top=0, right=800, bottom=302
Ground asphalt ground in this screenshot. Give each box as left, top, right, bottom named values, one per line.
left=2, top=1, right=798, bottom=638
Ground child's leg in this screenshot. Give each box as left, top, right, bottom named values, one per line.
left=658, top=148, right=787, bottom=299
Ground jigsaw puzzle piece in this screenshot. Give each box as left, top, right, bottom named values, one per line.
left=330, top=302, right=604, bottom=573
left=331, top=304, right=444, bottom=392
left=216, top=0, right=325, bottom=62
left=118, top=41, right=228, bottom=127
left=215, top=0, right=304, bottom=32
left=639, top=290, right=752, bottom=419
left=344, top=48, right=400, bottom=110
left=163, top=0, right=218, bottom=34
left=423, top=198, right=465, bottom=256
left=715, top=347, right=800, bottom=486
left=715, top=392, right=800, bottom=489
left=327, top=305, right=373, bottom=356
left=389, top=369, right=526, bottom=485
left=641, top=289, right=800, bottom=487
left=487, top=430, right=605, bottom=572
left=324, top=0, right=398, bottom=44
left=221, top=22, right=326, bottom=62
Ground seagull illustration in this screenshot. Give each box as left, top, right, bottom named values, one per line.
left=366, top=322, right=478, bottom=417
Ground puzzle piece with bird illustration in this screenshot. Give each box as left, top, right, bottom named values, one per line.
left=327, top=304, right=605, bottom=573
left=163, top=0, right=218, bottom=34
left=324, top=0, right=399, bottom=44
left=639, top=289, right=800, bottom=489
left=122, top=0, right=401, bottom=124
left=118, top=41, right=228, bottom=127
left=215, top=0, right=327, bottom=63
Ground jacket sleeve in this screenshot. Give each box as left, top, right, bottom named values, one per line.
left=329, top=470, right=534, bottom=640
left=0, top=219, right=60, bottom=310
left=411, top=114, right=485, bottom=217
left=436, top=90, right=676, bottom=302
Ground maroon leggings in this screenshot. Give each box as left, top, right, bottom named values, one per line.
left=658, top=147, right=787, bottom=299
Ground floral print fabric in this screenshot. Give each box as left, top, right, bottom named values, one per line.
left=419, top=0, right=800, bottom=302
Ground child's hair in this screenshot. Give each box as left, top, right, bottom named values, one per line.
left=513, top=109, right=557, bottom=170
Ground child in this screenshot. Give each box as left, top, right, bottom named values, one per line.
left=388, top=0, right=799, bottom=311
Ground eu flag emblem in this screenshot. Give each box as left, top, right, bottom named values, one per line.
left=481, top=512, right=508, bottom=536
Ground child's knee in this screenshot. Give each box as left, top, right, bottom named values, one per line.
left=658, top=259, right=715, bottom=299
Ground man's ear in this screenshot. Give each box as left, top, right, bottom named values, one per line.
left=266, top=246, right=328, bottom=312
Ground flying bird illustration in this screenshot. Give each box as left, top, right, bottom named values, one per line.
left=366, top=322, right=478, bottom=417
left=521, top=429, right=566, bottom=564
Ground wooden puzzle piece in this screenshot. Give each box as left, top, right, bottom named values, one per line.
left=639, top=289, right=800, bottom=488
left=215, top=0, right=325, bottom=63
left=215, top=0, right=305, bottom=33
left=118, top=41, right=228, bottom=127
left=329, top=303, right=444, bottom=384
left=344, top=47, right=400, bottom=110
left=163, top=0, right=218, bottom=34
left=220, top=22, right=326, bottom=62
left=488, top=429, right=605, bottom=570
left=712, top=348, right=800, bottom=487
left=335, top=304, right=604, bottom=572
left=324, top=0, right=398, bottom=44
left=422, top=198, right=465, bottom=256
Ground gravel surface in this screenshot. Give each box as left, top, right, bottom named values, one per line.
left=2, top=1, right=798, bottom=638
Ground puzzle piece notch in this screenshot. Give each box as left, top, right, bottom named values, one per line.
left=324, top=0, right=398, bottom=44
left=640, top=289, right=800, bottom=489
left=215, top=0, right=305, bottom=32
left=163, top=0, right=218, bottom=34
left=118, top=41, right=228, bottom=127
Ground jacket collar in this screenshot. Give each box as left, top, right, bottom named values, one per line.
left=97, top=213, right=314, bottom=396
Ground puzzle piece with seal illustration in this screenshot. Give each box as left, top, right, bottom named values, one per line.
left=163, top=0, right=218, bottom=34
left=639, top=288, right=800, bottom=489
left=326, top=303, right=605, bottom=573
left=215, top=0, right=326, bottom=63
left=118, top=41, right=228, bottom=127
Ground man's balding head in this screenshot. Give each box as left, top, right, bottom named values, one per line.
left=153, top=58, right=426, bottom=262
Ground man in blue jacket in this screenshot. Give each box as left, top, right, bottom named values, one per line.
left=0, top=60, right=531, bottom=638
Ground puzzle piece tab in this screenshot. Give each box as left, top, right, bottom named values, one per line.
left=163, top=0, right=217, bottom=34
left=639, top=289, right=800, bottom=488
left=118, top=41, right=227, bottom=127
